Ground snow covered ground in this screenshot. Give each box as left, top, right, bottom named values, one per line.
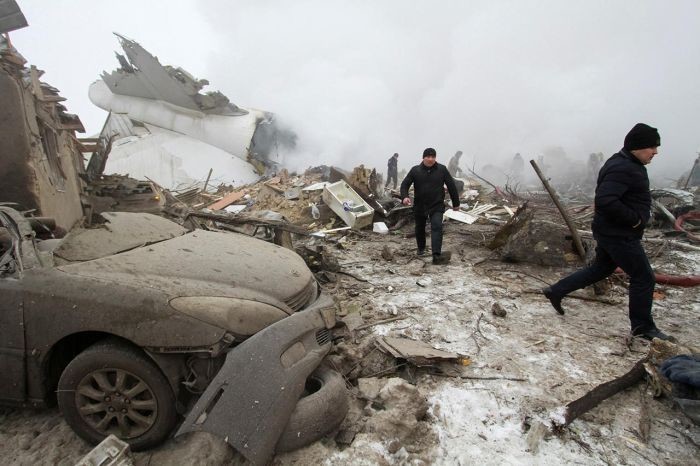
left=0, top=220, right=697, bottom=465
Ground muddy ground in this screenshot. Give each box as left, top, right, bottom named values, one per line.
left=1, top=220, right=698, bottom=465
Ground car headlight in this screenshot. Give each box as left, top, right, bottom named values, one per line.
left=169, top=296, right=289, bottom=336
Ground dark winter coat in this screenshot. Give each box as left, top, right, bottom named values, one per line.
left=400, top=162, right=460, bottom=215
left=660, top=355, right=700, bottom=388
left=592, top=149, right=651, bottom=238
left=387, top=156, right=398, bottom=175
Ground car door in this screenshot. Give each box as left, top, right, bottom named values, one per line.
left=0, top=214, right=26, bottom=403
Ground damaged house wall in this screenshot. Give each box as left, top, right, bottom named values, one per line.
left=0, top=36, right=86, bottom=230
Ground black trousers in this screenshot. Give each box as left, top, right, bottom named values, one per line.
left=386, top=171, right=397, bottom=189
left=550, top=234, right=655, bottom=333
left=414, top=210, right=444, bottom=256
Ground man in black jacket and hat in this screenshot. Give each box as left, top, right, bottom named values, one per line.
left=543, top=123, right=672, bottom=341
left=400, top=148, right=460, bottom=265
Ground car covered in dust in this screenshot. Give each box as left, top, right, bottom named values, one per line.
left=0, top=206, right=347, bottom=458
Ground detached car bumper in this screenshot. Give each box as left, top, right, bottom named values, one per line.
left=176, top=292, right=343, bottom=464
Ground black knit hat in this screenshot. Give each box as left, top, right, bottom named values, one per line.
left=423, top=147, right=436, bottom=158
left=624, top=123, right=660, bottom=151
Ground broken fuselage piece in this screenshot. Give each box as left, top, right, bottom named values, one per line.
left=88, top=34, right=295, bottom=188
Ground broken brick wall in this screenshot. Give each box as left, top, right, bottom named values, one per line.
left=0, top=60, right=85, bottom=230
left=0, top=70, right=36, bottom=210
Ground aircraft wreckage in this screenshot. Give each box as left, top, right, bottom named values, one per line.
left=88, top=34, right=296, bottom=190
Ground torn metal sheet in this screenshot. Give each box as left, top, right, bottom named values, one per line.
left=376, top=336, right=462, bottom=366
left=93, top=115, right=261, bottom=191
left=0, top=0, right=27, bottom=34
left=103, top=34, right=243, bottom=116
left=176, top=295, right=335, bottom=465
left=89, top=34, right=296, bottom=182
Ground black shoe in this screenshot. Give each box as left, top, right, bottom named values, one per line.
left=542, top=287, right=564, bottom=315
left=432, top=251, right=452, bottom=265
left=633, top=327, right=676, bottom=342
left=417, top=249, right=426, bottom=256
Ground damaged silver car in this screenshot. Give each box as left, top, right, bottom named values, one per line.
left=0, top=206, right=347, bottom=459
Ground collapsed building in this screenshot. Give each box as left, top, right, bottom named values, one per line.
left=0, top=7, right=86, bottom=231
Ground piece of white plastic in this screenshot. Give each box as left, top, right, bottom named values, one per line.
left=310, top=203, right=320, bottom=219
left=373, top=222, right=389, bottom=234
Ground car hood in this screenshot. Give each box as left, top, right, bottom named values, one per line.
left=56, top=230, right=315, bottom=310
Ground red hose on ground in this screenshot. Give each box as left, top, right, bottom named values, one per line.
left=614, top=268, right=700, bottom=287
left=654, top=273, right=700, bottom=287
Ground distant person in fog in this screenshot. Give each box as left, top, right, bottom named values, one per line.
left=447, top=151, right=464, bottom=177
left=385, top=153, right=399, bottom=189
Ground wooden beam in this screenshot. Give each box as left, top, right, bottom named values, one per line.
left=29, top=65, right=45, bottom=101
left=530, top=159, right=586, bottom=260
left=78, top=144, right=98, bottom=152
left=41, top=95, right=67, bottom=103
left=551, top=355, right=647, bottom=429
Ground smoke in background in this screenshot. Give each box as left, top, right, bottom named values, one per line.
left=199, top=0, right=700, bottom=184
left=10, top=1, right=700, bottom=185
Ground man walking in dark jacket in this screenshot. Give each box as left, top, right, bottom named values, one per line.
left=400, top=148, right=460, bottom=265
left=543, top=123, right=672, bottom=341
left=386, top=153, right=399, bottom=189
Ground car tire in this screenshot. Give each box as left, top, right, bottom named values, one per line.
left=276, top=366, right=349, bottom=453
left=57, top=339, right=177, bottom=451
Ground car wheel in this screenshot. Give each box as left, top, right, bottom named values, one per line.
left=57, top=340, right=176, bottom=451
left=276, top=366, right=349, bottom=453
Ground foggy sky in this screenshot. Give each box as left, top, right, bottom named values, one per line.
left=10, top=0, right=700, bottom=184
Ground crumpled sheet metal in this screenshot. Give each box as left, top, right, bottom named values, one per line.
left=177, top=298, right=333, bottom=465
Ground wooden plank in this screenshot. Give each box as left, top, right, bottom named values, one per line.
left=207, top=190, right=246, bottom=211
left=29, top=65, right=45, bottom=101
left=41, top=95, right=66, bottom=102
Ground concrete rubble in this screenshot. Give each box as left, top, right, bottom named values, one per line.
left=2, top=9, right=699, bottom=466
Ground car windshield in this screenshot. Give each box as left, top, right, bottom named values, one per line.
left=53, top=212, right=187, bottom=262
